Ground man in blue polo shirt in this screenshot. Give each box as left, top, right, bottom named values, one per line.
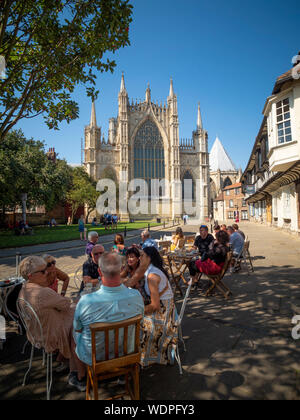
left=74, top=252, right=144, bottom=368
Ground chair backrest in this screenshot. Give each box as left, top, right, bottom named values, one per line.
left=17, top=298, right=45, bottom=349
left=220, top=251, right=233, bottom=279
left=89, top=315, right=143, bottom=375
left=177, top=280, right=192, bottom=325
left=185, top=235, right=195, bottom=244
left=159, top=240, right=171, bottom=252
left=244, top=241, right=250, bottom=253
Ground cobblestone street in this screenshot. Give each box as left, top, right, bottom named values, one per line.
left=1, top=221, right=300, bottom=400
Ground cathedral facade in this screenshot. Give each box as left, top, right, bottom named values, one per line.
left=84, top=74, right=210, bottom=221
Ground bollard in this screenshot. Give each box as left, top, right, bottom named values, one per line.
left=124, top=226, right=127, bottom=238
left=16, top=252, right=21, bottom=277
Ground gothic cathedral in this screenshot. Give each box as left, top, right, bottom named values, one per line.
left=84, top=74, right=210, bottom=221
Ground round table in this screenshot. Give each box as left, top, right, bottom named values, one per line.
left=0, top=277, right=25, bottom=323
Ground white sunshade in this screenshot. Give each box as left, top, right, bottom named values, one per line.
left=209, top=137, right=237, bottom=172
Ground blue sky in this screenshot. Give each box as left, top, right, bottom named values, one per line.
left=16, top=0, right=300, bottom=170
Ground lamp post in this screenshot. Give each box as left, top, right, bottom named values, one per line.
left=21, top=193, right=27, bottom=224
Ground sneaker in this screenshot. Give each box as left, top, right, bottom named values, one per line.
left=68, top=372, right=86, bottom=392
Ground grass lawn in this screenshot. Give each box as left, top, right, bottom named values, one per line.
left=0, top=221, right=160, bottom=249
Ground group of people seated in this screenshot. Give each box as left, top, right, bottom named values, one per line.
left=17, top=228, right=178, bottom=393
left=189, top=223, right=246, bottom=282
left=15, top=221, right=246, bottom=394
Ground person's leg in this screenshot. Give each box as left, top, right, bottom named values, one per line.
left=189, top=261, right=202, bottom=284
left=69, top=336, right=86, bottom=380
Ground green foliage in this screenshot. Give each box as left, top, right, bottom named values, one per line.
left=0, top=0, right=133, bottom=139
left=0, top=129, right=72, bottom=213
left=66, top=165, right=99, bottom=221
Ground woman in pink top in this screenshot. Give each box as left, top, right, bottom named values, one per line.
left=42, top=254, right=69, bottom=296
left=19, top=256, right=86, bottom=392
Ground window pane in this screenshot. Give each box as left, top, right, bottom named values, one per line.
left=278, top=129, right=284, bottom=137
left=284, top=120, right=291, bottom=128
left=283, top=105, right=289, bottom=112
left=277, top=115, right=283, bottom=122
left=278, top=137, right=284, bottom=144
left=278, top=123, right=284, bottom=129
left=276, top=107, right=282, bottom=115
left=283, top=98, right=289, bottom=105
left=276, top=101, right=282, bottom=108
left=285, top=128, right=291, bottom=135
left=284, top=112, right=290, bottom=120
left=286, top=135, right=292, bottom=142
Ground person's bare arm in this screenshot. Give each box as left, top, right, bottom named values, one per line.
left=56, top=268, right=70, bottom=296
left=144, top=274, right=161, bottom=315
left=123, top=258, right=148, bottom=288
left=83, top=276, right=99, bottom=287
left=120, top=264, right=129, bottom=279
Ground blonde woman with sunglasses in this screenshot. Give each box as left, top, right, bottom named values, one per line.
left=42, top=255, right=70, bottom=296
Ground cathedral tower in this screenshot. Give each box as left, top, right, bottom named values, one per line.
left=84, top=74, right=210, bottom=222
left=84, top=101, right=101, bottom=179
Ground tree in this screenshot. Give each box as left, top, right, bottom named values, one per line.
left=0, top=129, right=72, bottom=224
left=66, top=166, right=99, bottom=223
left=0, top=0, right=133, bottom=140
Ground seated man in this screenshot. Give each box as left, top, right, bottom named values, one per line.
left=140, top=230, right=158, bottom=250
left=227, top=226, right=245, bottom=271
left=85, top=231, right=99, bottom=256
left=227, top=226, right=244, bottom=256
left=193, top=225, right=214, bottom=256
left=81, top=244, right=104, bottom=292
left=232, top=223, right=245, bottom=240
left=74, top=252, right=144, bottom=366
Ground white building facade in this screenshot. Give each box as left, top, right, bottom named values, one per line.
left=242, top=57, right=300, bottom=234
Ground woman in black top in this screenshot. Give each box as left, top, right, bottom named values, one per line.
left=189, top=230, right=229, bottom=281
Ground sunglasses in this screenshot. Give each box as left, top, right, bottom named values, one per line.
left=47, top=261, right=56, bottom=267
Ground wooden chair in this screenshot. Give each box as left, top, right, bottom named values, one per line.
left=158, top=240, right=172, bottom=253
left=232, top=241, right=254, bottom=274
left=242, top=241, right=254, bottom=273
left=86, top=315, right=143, bottom=401
left=185, top=235, right=195, bottom=250
left=205, top=252, right=233, bottom=299
left=162, top=254, right=184, bottom=297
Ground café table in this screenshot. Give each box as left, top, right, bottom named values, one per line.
left=165, top=250, right=200, bottom=296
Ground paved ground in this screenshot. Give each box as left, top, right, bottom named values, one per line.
left=0, top=221, right=300, bottom=400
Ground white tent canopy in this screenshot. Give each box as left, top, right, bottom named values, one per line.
left=209, top=137, right=237, bottom=172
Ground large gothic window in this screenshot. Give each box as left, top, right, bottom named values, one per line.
left=134, top=120, right=165, bottom=195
